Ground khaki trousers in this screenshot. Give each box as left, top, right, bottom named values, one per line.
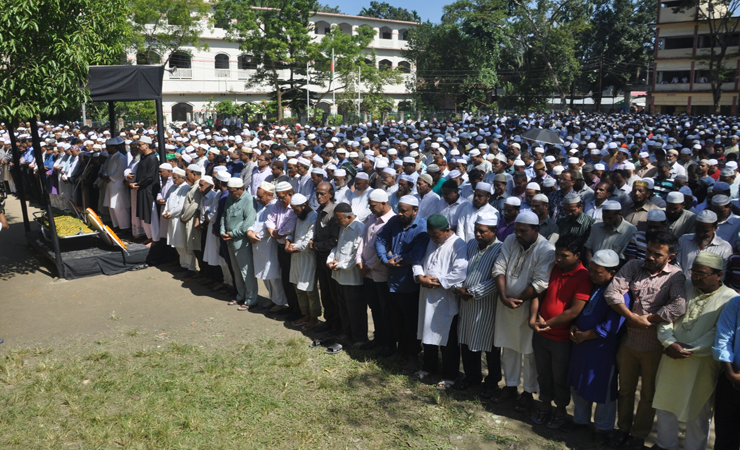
left=616, top=344, right=663, bottom=439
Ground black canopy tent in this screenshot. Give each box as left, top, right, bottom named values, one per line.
left=86, top=65, right=167, bottom=161
left=16, top=65, right=166, bottom=279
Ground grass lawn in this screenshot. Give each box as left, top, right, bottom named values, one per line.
left=0, top=334, right=526, bottom=449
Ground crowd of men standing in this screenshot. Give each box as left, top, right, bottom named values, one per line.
left=2, top=112, right=740, bottom=449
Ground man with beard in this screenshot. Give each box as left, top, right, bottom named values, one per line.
left=548, top=170, right=578, bottom=221
left=238, top=147, right=256, bottom=190
left=180, top=164, right=204, bottom=277
left=491, top=211, right=556, bottom=412
left=267, top=182, right=300, bottom=320
left=103, top=137, right=131, bottom=231
left=557, top=192, right=594, bottom=240
left=285, top=194, right=320, bottom=329
left=454, top=210, right=503, bottom=395
left=584, top=201, right=637, bottom=266
left=416, top=174, right=443, bottom=219
left=375, top=195, right=430, bottom=370
left=491, top=173, right=511, bottom=214
left=624, top=180, right=661, bottom=233
left=332, top=168, right=351, bottom=204
left=457, top=182, right=499, bottom=242
left=710, top=194, right=740, bottom=250
left=605, top=231, right=687, bottom=450
left=220, top=178, right=258, bottom=310
left=401, top=156, right=419, bottom=190
left=497, top=197, right=520, bottom=242
left=665, top=191, right=696, bottom=237
left=349, top=172, right=374, bottom=223
left=162, top=167, right=192, bottom=271
left=129, top=136, right=160, bottom=245
left=675, top=209, right=733, bottom=277
left=530, top=193, right=559, bottom=243
left=390, top=174, right=413, bottom=213
left=625, top=209, right=667, bottom=261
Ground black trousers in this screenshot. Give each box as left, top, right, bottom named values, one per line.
left=315, top=251, right=340, bottom=331
left=461, top=344, right=502, bottom=387
left=277, top=245, right=299, bottom=313
left=422, top=315, right=460, bottom=380
left=715, top=374, right=740, bottom=450
left=388, top=289, right=421, bottom=359
left=335, top=283, right=367, bottom=342
left=363, top=278, right=394, bottom=348
left=533, top=332, right=573, bottom=408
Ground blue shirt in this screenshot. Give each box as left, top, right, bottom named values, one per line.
left=713, top=295, right=740, bottom=368
left=374, top=215, right=430, bottom=293
left=21, top=147, right=35, bottom=164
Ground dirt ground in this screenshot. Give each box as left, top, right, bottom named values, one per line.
left=0, top=197, right=713, bottom=449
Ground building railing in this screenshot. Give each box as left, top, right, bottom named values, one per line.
left=168, top=68, right=193, bottom=79
left=215, top=69, right=231, bottom=78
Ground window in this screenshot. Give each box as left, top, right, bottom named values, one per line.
left=398, top=61, right=411, bottom=73
left=215, top=54, right=230, bottom=69
left=338, top=23, right=352, bottom=35
left=399, top=29, right=408, bottom=41
left=136, top=51, right=161, bottom=65
left=662, top=36, right=694, bottom=50
left=378, top=59, right=392, bottom=71
left=314, top=21, right=331, bottom=35
left=169, top=51, right=191, bottom=69
left=238, top=54, right=255, bottom=70
left=380, top=27, right=392, bottom=40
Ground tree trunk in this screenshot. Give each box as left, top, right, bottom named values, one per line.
left=541, top=53, right=566, bottom=111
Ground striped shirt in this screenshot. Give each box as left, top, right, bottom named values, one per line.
left=456, top=238, right=503, bottom=352
left=675, top=233, right=733, bottom=277
left=605, top=260, right=687, bottom=352
left=585, top=219, right=637, bottom=259
left=557, top=213, right=594, bottom=239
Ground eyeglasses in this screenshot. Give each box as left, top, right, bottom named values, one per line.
left=689, top=269, right=719, bottom=279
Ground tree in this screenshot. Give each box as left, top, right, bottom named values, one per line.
left=359, top=1, right=421, bottom=22
left=675, top=0, right=740, bottom=113
left=0, top=0, right=130, bottom=121
left=129, top=0, right=212, bottom=65
left=215, top=0, right=319, bottom=123
left=316, top=3, right=341, bottom=13
left=310, top=25, right=402, bottom=119
left=578, top=0, right=653, bottom=111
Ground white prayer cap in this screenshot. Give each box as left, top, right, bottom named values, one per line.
left=355, top=172, right=369, bottom=180
left=526, top=182, right=540, bottom=191
left=639, top=152, right=650, bottom=158
left=399, top=195, right=419, bottom=207
left=475, top=182, right=492, bottom=193
left=369, top=189, right=389, bottom=202
left=552, top=166, right=565, bottom=175
left=275, top=181, right=293, bottom=192
left=310, top=167, right=326, bottom=176
left=608, top=142, right=618, bottom=149
left=590, top=149, right=601, bottom=155
left=727, top=161, right=738, bottom=170
left=594, top=163, right=606, bottom=171
left=587, top=143, right=597, bottom=149
left=642, top=178, right=655, bottom=189
left=348, top=152, right=359, bottom=158
left=427, top=164, right=440, bottom=173
left=534, top=147, right=545, bottom=154
left=564, top=192, right=582, bottom=204
left=591, top=249, right=620, bottom=268
left=287, top=158, right=299, bottom=165
left=215, top=171, right=231, bottom=183
left=181, top=153, right=193, bottom=163
left=624, top=162, right=635, bottom=171
left=602, top=200, right=622, bottom=211
left=448, top=170, right=462, bottom=179
left=403, top=157, right=415, bottom=164
left=297, top=157, right=311, bottom=167
left=259, top=181, right=275, bottom=193
left=680, top=148, right=692, bottom=155
left=388, top=149, right=398, bottom=155
left=187, top=164, right=203, bottom=173
left=568, top=157, right=579, bottom=164
left=533, top=193, right=549, bottom=203
left=505, top=197, right=521, bottom=207
left=712, top=194, right=731, bottom=206
left=227, top=178, right=244, bottom=188
left=173, top=167, right=186, bottom=177
left=334, top=168, right=347, bottom=177
left=139, top=136, right=152, bottom=144
left=213, top=166, right=227, bottom=173
left=647, top=209, right=666, bottom=221
left=326, top=143, right=335, bottom=148
left=382, top=167, right=396, bottom=176
left=470, top=149, right=482, bottom=157
left=336, top=148, right=347, bottom=154
left=666, top=191, right=684, bottom=204
left=290, top=193, right=308, bottom=206
left=515, top=211, right=540, bottom=225
left=545, top=155, right=556, bottom=162
left=158, top=163, right=172, bottom=170
left=475, top=211, right=498, bottom=226
left=514, top=160, right=525, bottom=167
left=201, top=175, right=214, bottom=185
left=697, top=209, right=718, bottom=223
left=376, top=159, right=388, bottom=169
left=326, top=164, right=337, bottom=171
left=709, top=159, right=718, bottom=165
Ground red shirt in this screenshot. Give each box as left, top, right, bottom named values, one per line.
left=540, top=262, right=592, bottom=342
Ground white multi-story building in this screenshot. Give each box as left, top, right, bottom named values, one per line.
left=129, top=11, right=417, bottom=123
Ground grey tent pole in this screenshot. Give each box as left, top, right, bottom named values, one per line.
left=109, top=101, right=116, bottom=135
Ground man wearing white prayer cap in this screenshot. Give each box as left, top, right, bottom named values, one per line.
left=456, top=180, right=500, bottom=242
left=675, top=209, right=733, bottom=277
left=130, top=132, right=161, bottom=244
left=221, top=176, right=259, bottom=309
left=585, top=200, right=637, bottom=266
left=710, top=194, right=740, bottom=249
left=665, top=190, right=696, bottom=238
left=155, top=162, right=176, bottom=242
left=162, top=165, right=192, bottom=270
left=103, top=133, right=131, bottom=231
left=332, top=168, right=351, bottom=204
left=491, top=209, right=556, bottom=410
left=285, top=193, right=321, bottom=329
left=350, top=170, right=374, bottom=223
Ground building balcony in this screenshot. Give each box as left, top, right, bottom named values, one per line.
left=656, top=48, right=694, bottom=59
left=654, top=83, right=691, bottom=91
left=215, top=69, right=231, bottom=78
left=658, top=6, right=696, bottom=23
left=168, top=68, right=193, bottom=79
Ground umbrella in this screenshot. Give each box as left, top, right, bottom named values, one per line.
left=521, top=128, right=564, bottom=145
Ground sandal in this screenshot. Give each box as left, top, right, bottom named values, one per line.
left=546, top=414, right=567, bottom=430
left=325, top=343, right=343, bottom=355
left=237, top=304, right=249, bottom=311
left=531, top=409, right=550, bottom=425
left=436, top=380, right=455, bottom=390
left=227, top=300, right=239, bottom=306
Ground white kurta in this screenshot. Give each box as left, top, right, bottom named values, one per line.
left=165, top=183, right=190, bottom=249
left=412, top=235, right=468, bottom=346
left=349, top=188, right=374, bottom=223
left=249, top=199, right=281, bottom=280
left=492, top=234, right=556, bottom=354
left=456, top=202, right=499, bottom=243
left=289, top=210, right=318, bottom=291
left=104, top=151, right=130, bottom=209
left=200, top=190, right=223, bottom=266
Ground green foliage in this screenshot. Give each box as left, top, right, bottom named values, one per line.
left=129, top=0, right=212, bottom=64
left=0, top=0, right=130, bottom=121
left=359, top=1, right=421, bottom=22
left=118, top=101, right=157, bottom=125
left=316, top=3, right=342, bottom=13
left=327, top=114, right=344, bottom=126
left=215, top=0, right=319, bottom=123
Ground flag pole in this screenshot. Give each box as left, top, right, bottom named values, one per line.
left=306, top=61, right=310, bottom=123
